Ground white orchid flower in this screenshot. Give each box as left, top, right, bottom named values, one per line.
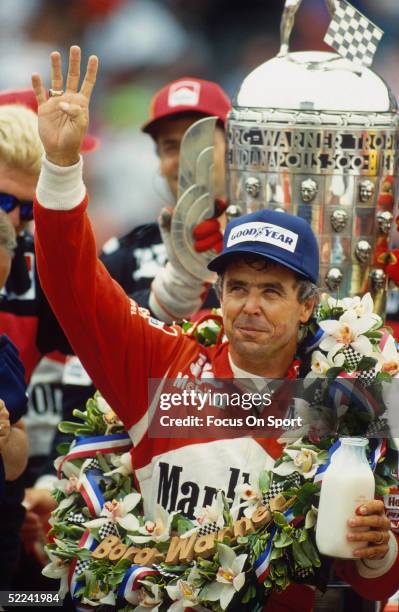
left=327, top=296, right=346, bottom=309
left=181, top=491, right=225, bottom=538
left=166, top=568, right=202, bottom=611
left=129, top=504, right=175, bottom=544
left=205, top=544, right=247, bottom=610
left=231, top=480, right=263, bottom=519
left=375, top=335, right=399, bottom=376
left=273, top=447, right=323, bottom=479
left=131, top=581, right=163, bottom=611
left=305, top=349, right=345, bottom=384
left=103, top=452, right=133, bottom=477
left=341, top=293, right=381, bottom=321
left=85, top=492, right=140, bottom=532
left=82, top=589, right=116, bottom=607
left=42, top=551, right=70, bottom=598
left=319, top=309, right=376, bottom=357
left=96, top=393, right=123, bottom=427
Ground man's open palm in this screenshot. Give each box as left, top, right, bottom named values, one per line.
left=31, top=45, right=98, bottom=167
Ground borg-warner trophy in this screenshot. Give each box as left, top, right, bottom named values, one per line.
left=170, top=0, right=398, bottom=316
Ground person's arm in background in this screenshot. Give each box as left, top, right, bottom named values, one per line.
left=2, top=418, right=28, bottom=481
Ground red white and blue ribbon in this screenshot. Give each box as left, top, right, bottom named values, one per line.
left=302, top=326, right=324, bottom=355
left=58, top=433, right=132, bottom=477
left=68, top=529, right=98, bottom=598
left=118, top=564, right=159, bottom=604
left=327, top=377, right=377, bottom=417
left=79, top=470, right=105, bottom=517
left=255, top=508, right=294, bottom=583
left=369, top=438, right=387, bottom=471
left=313, top=439, right=341, bottom=484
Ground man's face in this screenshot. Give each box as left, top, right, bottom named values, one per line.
left=220, top=259, right=315, bottom=372
left=0, top=245, right=11, bottom=289
left=156, top=115, right=226, bottom=201
left=0, top=164, right=37, bottom=234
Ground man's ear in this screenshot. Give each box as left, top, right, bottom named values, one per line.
left=299, top=296, right=316, bottom=324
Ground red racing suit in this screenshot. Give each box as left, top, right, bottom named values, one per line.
left=34, top=195, right=399, bottom=610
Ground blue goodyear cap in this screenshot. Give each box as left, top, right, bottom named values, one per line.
left=208, top=209, right=319, bottom=283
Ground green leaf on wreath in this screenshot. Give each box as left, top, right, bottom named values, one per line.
left=292, top=541, right=312, bottom=568
left=176, top=516, right=196, bottom=535
left=258, top=470, right=270, bottom=493
left=274, top=531, right=293, bottom=548
left=273, top=512, right=288, bottom=528
left=356, top=356, right=378, bottom=371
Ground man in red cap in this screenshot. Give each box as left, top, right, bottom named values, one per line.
left=100, top=76, right=231, bottom=311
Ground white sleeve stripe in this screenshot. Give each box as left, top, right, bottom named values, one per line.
left=36, top=155, right=86, bottom=210
left=356, top=532, right=398, bottom=578
left=128, top=367, right=171, bottom=447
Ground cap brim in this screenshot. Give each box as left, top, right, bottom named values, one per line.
left=142, top=107, right=224, bottom=135
left=208, top=247, right=316, bottom=283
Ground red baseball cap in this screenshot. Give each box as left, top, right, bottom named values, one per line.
left=0, top=89, right=99, bottom=153
left=142, top=77, right=231, bottom=137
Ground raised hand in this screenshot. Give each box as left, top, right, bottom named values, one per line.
left=31, top=45, right=98, bottom=167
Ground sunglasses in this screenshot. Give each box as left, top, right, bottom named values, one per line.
left=0, top=192, right=33, bottom=221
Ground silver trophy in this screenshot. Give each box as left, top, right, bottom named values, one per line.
left=225, top=0, right=397, bottom=312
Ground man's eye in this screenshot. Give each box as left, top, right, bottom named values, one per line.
left=264, top=288, right=280, bottom=296
left=230, top=285, right=245, bottom=293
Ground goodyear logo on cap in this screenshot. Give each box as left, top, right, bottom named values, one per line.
left=227, top=222, right=298, bottom=253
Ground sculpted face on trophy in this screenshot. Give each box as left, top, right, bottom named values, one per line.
left=355, top=240, right=372, bottom=264
left=325, top=267, right=343, bottom=290
left=359, top=179, right=375, bottom=203
left=330, top=209, right=348, bottom=233
left=244, top=176, right=261, bottom=198
left=377, top=210, right=393, bottom=235
left=300, top=178, right=318, bottom=203
left=369, top=268, right=386, bottom=291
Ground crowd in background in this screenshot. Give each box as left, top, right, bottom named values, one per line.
left=0, top=0, right=397, bottom=245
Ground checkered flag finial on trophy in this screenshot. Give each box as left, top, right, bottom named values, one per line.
left=324, top=0, right=383, bottom=67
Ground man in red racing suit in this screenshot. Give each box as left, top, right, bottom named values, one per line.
left=32, top=47, right=399, bottom=611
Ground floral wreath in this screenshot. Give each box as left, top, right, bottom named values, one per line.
left=44, top=293, right=399, bottom=611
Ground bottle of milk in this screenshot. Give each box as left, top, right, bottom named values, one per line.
left=316, top=437, right=375, bottom=559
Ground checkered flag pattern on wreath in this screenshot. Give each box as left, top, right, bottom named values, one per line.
left=75, top=558, right=90, bottom=576
left=294, top=566, right=314, bottom=580
left=153, top=564, right=180, bottom=578
left=262, top=473, right=301, bottom=505
left=197, top=521, right=220, bottom=537
left=98, top=521, right=119, bottom=540
left=357, top=368, right=378, bottom=388
left=366, top=416, right=389, bottom=437
left=67, top=512, right=86, bottom=525
left=83, top=458, right=101, bottom=472
left=342, top=345, right=362, bottom=370
left=324, top=0, right=383, bottom=67
left=309, top=387, right=323, bottom=408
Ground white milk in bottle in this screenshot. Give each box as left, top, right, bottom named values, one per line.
left=316, top=437, right=374, bottom=559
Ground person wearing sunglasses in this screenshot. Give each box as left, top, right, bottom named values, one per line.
left=0, top=91, right=96, bottom=601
